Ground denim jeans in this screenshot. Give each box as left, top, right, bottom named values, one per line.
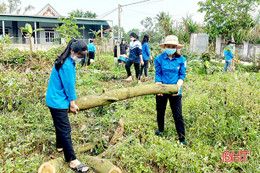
left=49, top=107, right=76, bottom=162
left=156, top=94, right=185, bottom=142
left=223, top=59, right=232, bottom=73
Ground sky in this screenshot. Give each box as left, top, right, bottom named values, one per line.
left=13, top=0, right=206, bottom=32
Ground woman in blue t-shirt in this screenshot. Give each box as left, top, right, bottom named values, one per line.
left=140, top=34, right=152, bottom=80
left=154, top=35, right=187, bottom=146
left=46, top=39, right=89, bottom=172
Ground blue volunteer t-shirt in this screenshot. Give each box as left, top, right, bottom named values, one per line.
left=142, top=42, right=151, bottom=61
left=154, top=52, right=187, bottom=95
left=46, top=56, right=77, bottom=109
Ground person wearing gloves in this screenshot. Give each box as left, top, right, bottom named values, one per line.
left=124, top=32, right=144, bottom=84
left=46, top=39, right=89, bottom=172
left=140, top=34, right=152, bottom=81
left=87, top=40, right=96, bottom=65
left=223, top=40, right=236, bottom=74
left=154, top=35, right=187, bottom=146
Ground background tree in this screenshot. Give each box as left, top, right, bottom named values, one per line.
left=155, top=12, right=173, bottom=36
left=55, top=15, right=85, bottom=43
left=140, top=17, right=154, bottom=31
left=113, top=25, right=127, bottom=41
left=140, top=17, right=164, bottom=44
left=236, top=11, right=260, bottom=43
left=69, top=9, right=97, bottom=18
left=20, top=23, right=43, bottom=51
left=198, top=0, right=260, bottom=42
left=0, top=0, right=34, bottom=14
left=126, top=28, right=140, bottom=43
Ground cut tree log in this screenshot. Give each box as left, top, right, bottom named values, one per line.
left=38, top=157, right=64, bottom=173
left=76, top=84, right=178, bottom=110
left=38, top=156, right=121, bottom=173
left=75, top=142, right=96, bottom=153
left=85, top=155, right=121, bottom=173
left=108, top=118, right=124, bottom=146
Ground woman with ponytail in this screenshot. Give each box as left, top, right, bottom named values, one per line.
left=45, top=39, right=89, bottom=172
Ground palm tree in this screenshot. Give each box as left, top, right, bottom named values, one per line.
left=155, top=12, right=173, bottom=36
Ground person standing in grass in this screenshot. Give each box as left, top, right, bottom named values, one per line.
left=120, top=38, right=128, bottom=56
left=87, top=40, right=96, bottom=65
left=140, top=34, right=152, bottom=81
left=46, top=39, right=89, bottom=172
left=124, top=32, right=144, bottom=84
left=223, top=40, right=236, bottom=74
left=154, top=35, right=187, bottom=146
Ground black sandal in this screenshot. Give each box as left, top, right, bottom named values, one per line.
left=71, top=163, right=90, bottom=173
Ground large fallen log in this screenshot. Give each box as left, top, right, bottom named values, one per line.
left=76, top=84, right=178, bottom=110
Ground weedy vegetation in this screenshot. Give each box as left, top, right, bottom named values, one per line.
left=0, top=45, right=259, bottom=172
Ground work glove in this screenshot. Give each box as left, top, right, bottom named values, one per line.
left=177, top=79, right=183, bottom=87
left=176, top=79, right=184, bottom=95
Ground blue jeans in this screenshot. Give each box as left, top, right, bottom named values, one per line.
left=223, top=59, right=232, bottom=73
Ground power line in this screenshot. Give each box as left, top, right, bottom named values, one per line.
left=125, top=0, right=165, bottom=7
left=98, top=7, right=118, bottom=19
left=98, top=0, right=165, bottom=19
left=121, top=0, right=151, bottom=7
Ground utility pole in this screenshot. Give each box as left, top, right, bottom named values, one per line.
left=118, top=4, right=121, bottom=42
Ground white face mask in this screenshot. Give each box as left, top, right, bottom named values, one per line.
left=130, top=38, right=135, bottom=41
left=71, top=56, right=82, bottom=63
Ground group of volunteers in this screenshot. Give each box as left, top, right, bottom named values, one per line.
left=44, top=32, right=191, bottom=172
left=114, top=33, right=152, bottom=84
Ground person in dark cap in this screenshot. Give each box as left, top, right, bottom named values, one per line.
left=223, top=40, right=236, bottom=74
left=124, top=32, right=144, bottom=84
left=46, top=39, right=89, bottom=172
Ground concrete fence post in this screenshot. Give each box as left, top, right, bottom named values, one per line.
left=216, top=36, right=222, bottom=58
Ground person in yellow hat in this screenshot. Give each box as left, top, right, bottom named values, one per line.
left=154, top=35, right=187, bottom=145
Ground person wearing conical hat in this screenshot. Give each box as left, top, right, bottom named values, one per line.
left=154, top=35, right=187, bottom=146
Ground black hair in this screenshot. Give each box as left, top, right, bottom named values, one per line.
left=142, top=34, right=150, bottom=45
left=173, top=52, right=181, bottom=58
left=55, top=39, right=88, bottom=71
left=129, top=32, right=139, bottom=40
left=227, top=40, right=236, bottom=45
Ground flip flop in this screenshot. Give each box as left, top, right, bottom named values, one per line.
left=71, top=163, right=90, bottom=173
left=57, top=148, right=63, bottom=152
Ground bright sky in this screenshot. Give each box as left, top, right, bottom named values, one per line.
left=17, top=0, right=205, bottom=32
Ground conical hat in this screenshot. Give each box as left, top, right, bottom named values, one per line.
left=159, top=35, right=183, bottom=49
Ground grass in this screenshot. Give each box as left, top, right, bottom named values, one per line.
left=0, top=51, right=259, bottom=172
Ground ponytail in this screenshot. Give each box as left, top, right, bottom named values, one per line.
left=55, top=38, right=76, bottom=71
